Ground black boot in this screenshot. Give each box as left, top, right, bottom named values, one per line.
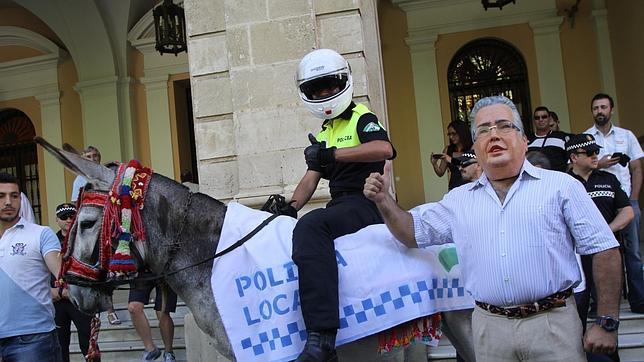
left=295, top=330, right=338, bottom=362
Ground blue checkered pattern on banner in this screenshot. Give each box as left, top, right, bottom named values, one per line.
left=238, top=278, right=463, bottom=356
left=339, top=278, right=464, bottom=329
left=240, top=320, right=307, bottom=356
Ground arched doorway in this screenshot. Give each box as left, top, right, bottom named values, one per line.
left=448, top=38, right=532, bottom=133
left=0, top=108, right=41, bottom=223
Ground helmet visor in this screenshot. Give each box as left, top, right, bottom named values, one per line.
left=299, top=73, right=349, bottom=101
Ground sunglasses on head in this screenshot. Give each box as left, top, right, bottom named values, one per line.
left=575, top=149, right=599, bottom=157
left=58, top=213, right=76, bottom=221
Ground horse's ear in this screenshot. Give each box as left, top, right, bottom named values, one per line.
left=35, top=137, right=115, bottom=190
left=62, top=143, right=80, bottom=155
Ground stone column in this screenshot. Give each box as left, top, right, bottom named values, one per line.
left=590, top=0, right=618, bottom=123
left=35, top=91, right=66, bottom=226
left=141, top=75, right=175, bottom=178
left=406, top=30, right=447, bottom=202
left=530, top=17, right=571, bottom=132
left=74, top=77, right=125, bottom=162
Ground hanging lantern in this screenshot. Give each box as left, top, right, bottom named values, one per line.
left=153, top=0, right=187, bottom=55
left=481, top=0, right=516, bottom=11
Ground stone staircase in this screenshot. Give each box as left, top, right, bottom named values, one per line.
left=69, top=299, right=190, bottom=362
left=428, top=301, right=644, bottom=361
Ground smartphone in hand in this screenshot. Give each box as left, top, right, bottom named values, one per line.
left=611, top=152, right=623, bottom=159
left=431, top=154, right=443, bottom=159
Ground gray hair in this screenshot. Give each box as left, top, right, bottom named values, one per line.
left=469, top=96, right=524, bottom=140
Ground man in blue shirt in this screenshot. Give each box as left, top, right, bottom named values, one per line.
left=0, top=172, right=62, bottom=361
left=364, top=96, right=622, bottom=361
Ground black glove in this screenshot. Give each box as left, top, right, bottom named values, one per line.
left=305, top=133, right=336, bottom=170
left=260, top=195, right=298, bottom=219
left=280, top=202, right=298, bottom=218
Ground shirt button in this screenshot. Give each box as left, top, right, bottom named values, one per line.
left=500, top=230, right=505, bottom=234
left=501, top=253, right=506, bottom=257
left=507, top=299, right=512, bottom=304
left=504, top=277, right=509, bottom=282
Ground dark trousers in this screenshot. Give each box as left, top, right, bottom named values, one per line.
left=54, top=300, right=95, bottom=362
left=292, top=194, right=383, bottom=331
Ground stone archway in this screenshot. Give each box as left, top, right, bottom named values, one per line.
left=0, top=108, right=41, bottom=222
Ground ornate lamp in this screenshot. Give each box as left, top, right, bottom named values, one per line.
left=153, top=0, right=187, bottom=55
left=482, top=0, right=516, bottom=10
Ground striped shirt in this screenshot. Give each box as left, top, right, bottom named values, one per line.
left=410, top=160, right=618, bottom=307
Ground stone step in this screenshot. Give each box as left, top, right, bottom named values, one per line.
left=69, top=302, right=190, bottom=343
left=68, top=302, right=190, bottom=361
left=69, top=340, right=187, bottom=362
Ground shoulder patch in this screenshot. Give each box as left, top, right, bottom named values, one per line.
left=363, top=122, right=381, bottom=132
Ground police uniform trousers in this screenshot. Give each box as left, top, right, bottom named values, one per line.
left=292, top=193, right=383, bottom=331
left=54, top=299, right=95, bottom=362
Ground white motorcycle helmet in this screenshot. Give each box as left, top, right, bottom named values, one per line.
left=296, top=49, right=353, bottom=120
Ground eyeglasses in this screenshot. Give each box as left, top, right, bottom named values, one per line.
left=474, top=120, right=520, bottom=139
left=58, top=214, right=76, bottom=221
left=458, top=161, right=477, bottom=169
left=575, top=149, right=599, bottom=157
left=534, top=115, right=549, bottom=120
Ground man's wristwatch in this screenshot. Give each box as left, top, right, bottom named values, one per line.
left=595, top=315, right=619, bottom=332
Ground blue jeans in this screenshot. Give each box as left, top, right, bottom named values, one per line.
left=0, top=330, right=62, bottom=362
left=623, top=199, right=644, bottom=309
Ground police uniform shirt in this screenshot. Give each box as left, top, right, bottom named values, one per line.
left=316, top=103, right=396, bottom=196
left=568, top=169, right=630, bottom=223
left=527, top=130, right=569, bottom=172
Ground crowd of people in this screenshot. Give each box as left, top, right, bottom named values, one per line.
left=1, top=46, right=642, bottom=362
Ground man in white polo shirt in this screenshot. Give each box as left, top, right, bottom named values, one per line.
left=585, top=93, right=644, bottom=314
left=0, top=172, right=62, bottom=361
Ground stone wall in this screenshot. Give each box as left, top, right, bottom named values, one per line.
left=184, top=0, right=384, bottom=210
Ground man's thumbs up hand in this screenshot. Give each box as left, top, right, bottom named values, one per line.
left=364, top=160, right=392, bottom=203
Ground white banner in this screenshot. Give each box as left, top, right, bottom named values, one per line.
left=212, top=202, right=473, bottom=362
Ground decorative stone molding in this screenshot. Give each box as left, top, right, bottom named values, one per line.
left=0, top=26, right=68, bottom=225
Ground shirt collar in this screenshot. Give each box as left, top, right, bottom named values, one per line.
left=590, top=123, right=614, bottom=136
left=468, top=159, right=540, bottom=191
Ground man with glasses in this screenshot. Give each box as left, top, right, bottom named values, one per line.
left=566, top=134, right=634, bottom=362
left=51, top=203, right=96, bottom=362
left=364, top=96, right=622, bottom=361
left=455, top=150, right=482, bottom=183
left=527, top=106, right=569, bottom=172
left=585, top=93, right=644, bottom=314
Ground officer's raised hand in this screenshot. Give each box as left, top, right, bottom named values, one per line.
left=304, top=133, right=336, bottom=170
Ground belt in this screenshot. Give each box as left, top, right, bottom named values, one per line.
left=475, top=288, right=573, bottom=319
left=331, top=191, right=363, bottom=199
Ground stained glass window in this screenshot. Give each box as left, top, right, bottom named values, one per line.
left=448, top=38, right=532, bottom=133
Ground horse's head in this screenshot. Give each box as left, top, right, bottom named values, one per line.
left=36, top=137, right=122, bottom=313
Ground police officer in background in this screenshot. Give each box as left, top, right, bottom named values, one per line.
left=290, top=48, right=396, bottom=361
left=567, top=134, right=634, bottom=362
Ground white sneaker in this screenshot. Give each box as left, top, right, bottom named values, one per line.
left=163, top=351, right=176, bottom=362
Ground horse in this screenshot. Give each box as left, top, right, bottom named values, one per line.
left=36, top=137, right=474, bottom=361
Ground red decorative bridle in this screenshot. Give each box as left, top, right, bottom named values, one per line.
left=57, top=161, right=152, bottom=288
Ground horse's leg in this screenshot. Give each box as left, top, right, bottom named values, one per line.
left=440, top=309, right=475, bottom=362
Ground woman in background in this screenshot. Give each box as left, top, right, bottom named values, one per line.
left=430, top=120, right=473, bottom=190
